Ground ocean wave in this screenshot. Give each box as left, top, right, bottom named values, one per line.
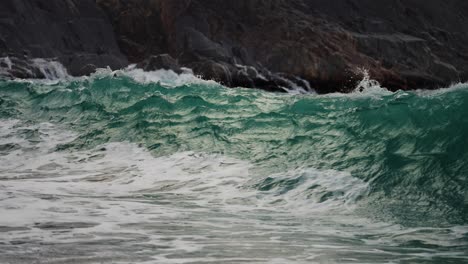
left=2, top=119, right=466, bottom=263
left=1, top=67, right=468, bottom=228
left=0, top=119, right=366, bottom=212
left=3, top=58, right=468, bottom=98
left=1, top=66, right=468, bottom=262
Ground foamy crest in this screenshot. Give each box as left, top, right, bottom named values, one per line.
left=0, top=119, right=374, bottom=263
left=0, top=119, right=368, bottom=227
left=254, top=168, right=369, bottom=213
left=349, top=68, right=394, bottom=97
left=415, top=81, right=468, bottom=96
left=0, top=57, right=12, bottom=70
left=88, top=64, right=221, bottom=88
left=31, top=58, right=70, bottom=80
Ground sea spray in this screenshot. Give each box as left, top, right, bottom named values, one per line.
left=31, top=58, right=69, bottom=80
left=0, top=57, right=70, bottom=81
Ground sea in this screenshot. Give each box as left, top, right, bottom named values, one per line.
left=0, top=62, right=467, bottom=263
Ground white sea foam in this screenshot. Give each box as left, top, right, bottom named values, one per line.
left=75, top=65, right=468, bottom=98
left=0, top=119, right=466, bottom=262
left=89, top=64, right=221, bottom=88
left=341, top=68, right=394, bottom=98
left=337, top=68, right=468, bottom=98
left=0, top=119, right=366, bottom=220
left=0, top=57, right=13, bottom=77
left=276, top=75, right=312, bottom=95
left=0, top=57, right=12, bottom=70
left=3, top=58, right=467, bottom=99
left=0, top=119, right=378, bottom=264
left=255, top=168, right=369, bottom=213
left=414, top=81, right=468, bottom=96
left=0, top=57, right=70, bottom=83
left=31, top=58, right=70, bottom=80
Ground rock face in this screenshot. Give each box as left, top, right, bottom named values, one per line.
left=0, top=0, right=127, bottom=77
left=2, top=0, right=468, bottom=93
left=96, top=0, right=468, bottom=93
left=137, top=54, right=182, bottom=73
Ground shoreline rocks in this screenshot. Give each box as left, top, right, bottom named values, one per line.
left=1, top=0, right=468, bottom=93
left=0, top=0, right=127, bottom=77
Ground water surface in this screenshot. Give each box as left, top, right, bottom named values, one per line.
left=0, top=69, right=467, bottom=263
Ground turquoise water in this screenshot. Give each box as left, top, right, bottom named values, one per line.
left=0, top=69, right=467, bottom=263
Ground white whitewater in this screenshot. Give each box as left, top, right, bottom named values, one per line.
left=31, top=58, right=70, bottom=80
left=1, top=118, right=466, bottom=263
left=1, top=68, right=468, bottom=263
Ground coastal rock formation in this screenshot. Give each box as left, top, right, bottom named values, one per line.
left=96, top=0, right=468, bottom=93
left=0, top=0, right=127, bottom=78
left=137, top=54, right=182, bottom=73
left=1, top=0, right=468, bottom=93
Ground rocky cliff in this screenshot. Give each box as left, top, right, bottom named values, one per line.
left=0, top=0, right=127, bottom=78
left=1, top=0, right=468, bottom=93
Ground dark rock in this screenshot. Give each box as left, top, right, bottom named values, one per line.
left=61, top=54, right=126, bottom=77
left=137, top=54, right=182, bottom=73
left=77, top=64, right=97, bottom=76
left=189, top=60, right=233, bottom=85
left=0, top=57, right=36, bottom=79
left=2, top=0, right=468, bottom=93
left=97, top=0, right=468, bottom=93
left=0, top=0, right=128, bottom=77
left=232, top=69, right=255, bottom=88
left=96, top=0, right=169, bottom=63
left=179, top=28, right=232, bottom=63
left=0, top=56, right=72, bottom=79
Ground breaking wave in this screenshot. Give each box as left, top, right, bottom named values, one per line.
left=1, top=64, right=467, bottom=263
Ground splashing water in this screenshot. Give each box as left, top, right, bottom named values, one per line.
left=0, top=66, right=467, bottom=263
left=31, top=58, right=70, bottom=80
left=0, top=57, right=12, bottom=70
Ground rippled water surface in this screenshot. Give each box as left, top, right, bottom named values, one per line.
left=0, top=69, right=467, bottom=263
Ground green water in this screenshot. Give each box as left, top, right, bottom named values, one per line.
left=0, top=72, right=467, bottom=263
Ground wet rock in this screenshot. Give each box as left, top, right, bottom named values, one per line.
left=2, top=0, right=468, bottom=93
left=0, top=57, right=37, bottom=79
left=189, top=60, right=233, bottom=85
left=98, top=0, right=468, bottom=93
left=0, top=0, right=127, bottom=77
left=137, top=54, right=182, bottom=73
left=62, top=53, right=125, bottom=76
left=77, top=64, right=97, bottom=76
left=0, top=56, right=70, bottom=79
left=232, top=69, right=255, bottom=88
